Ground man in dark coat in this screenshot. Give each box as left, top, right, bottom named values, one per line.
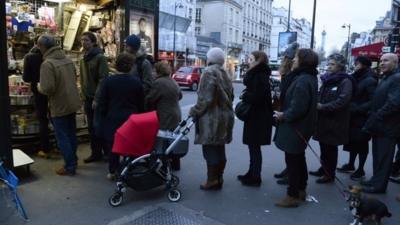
left=23, top=44, right=51, bottom=158
left=125, top=34, right=154, bottom=96
left=361, top=53, right=400, bottom=193
left=80, top=32, right=110, bottom=163
left=274, top=48, right=319, bottom=207
left=237, top=51, right=273, bottom=186
left=311, top=53, right=353, bottom=183
left=337, top=56, right=377, bottom=181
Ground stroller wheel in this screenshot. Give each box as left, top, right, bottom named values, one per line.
left=109, top=192, right=123, bottom=207
left=171, top=175, right=180, bottom=187
left=167, top=189, right=181, bottom=202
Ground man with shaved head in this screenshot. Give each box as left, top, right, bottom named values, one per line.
left=361, top=53, right=400, bottom=193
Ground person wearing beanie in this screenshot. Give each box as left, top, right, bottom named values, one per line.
left=189, top=47, right=234, bottom=190
left=273, top=42, right=300, bottom=185
left=311, top=53, right=354, bottom=184
left=125, top=34, right=153, bottom=96
left=336, top=56, right=377, bottom=181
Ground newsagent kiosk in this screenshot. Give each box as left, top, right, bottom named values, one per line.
left=0, top=0, right=159, bottom=169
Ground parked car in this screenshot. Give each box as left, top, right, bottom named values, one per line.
left=172, top=66, right=204, bottom=91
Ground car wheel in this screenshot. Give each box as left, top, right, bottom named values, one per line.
left=191, top=82, right=198, bottom=91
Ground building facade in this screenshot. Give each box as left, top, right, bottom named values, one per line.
left=269, top=7, right=312, bottom=63
left=241, top=0, right=273, bottom=64
left=196, top=0, right=243, bottom=79
left=159, top=0, right=196, bottom=67
left=370, top=11, right=392, bottom=44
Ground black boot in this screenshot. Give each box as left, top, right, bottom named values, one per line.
left=274, top=168, right=288, bottom=179
left=309, top=167, right=324, bottom=177
left=276, top=176, right=289, bottom=185
left=241, top=175, right=261, bottom=187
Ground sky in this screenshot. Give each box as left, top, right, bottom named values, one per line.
left=273, top=0, right=392, bottom=54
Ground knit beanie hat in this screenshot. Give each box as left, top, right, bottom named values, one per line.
left=125, top=34, right=141, bottom=51
left=206, top=47, right=225, bottom=65
left=355, top=56, right=372, bottom=67
left=282, top=42, right=299, bottom=60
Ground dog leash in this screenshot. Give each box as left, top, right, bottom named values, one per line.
left=293, top=127, right=349, bottom=200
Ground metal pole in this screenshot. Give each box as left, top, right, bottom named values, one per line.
left=346, top=25, right=351, bottom=68
left=0, top=1, right=13, bottom=169
left=287, top=0, right=291, bottom=31
left=310, top=0, right=317, bottom=49
left=173, top=3, right=177, bottom=70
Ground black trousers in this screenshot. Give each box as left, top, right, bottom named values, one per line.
left=248, top=144, right=262, bottom=177
left=34, top=92, right=50, bottom=152
left=370, top=137, right=396, bottom=191
left=84, top=99, right=104, bottom=157
left=104, top=140, right=120, bottom=174
left=285, top=152, right=308, bottom=198
left=319, top=142, right=338, bottom=178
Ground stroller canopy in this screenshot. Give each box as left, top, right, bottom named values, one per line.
left=113, top=111, right=160, bottom=157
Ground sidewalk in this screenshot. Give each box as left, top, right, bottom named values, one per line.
left=1, top=130, right=400, bottom=225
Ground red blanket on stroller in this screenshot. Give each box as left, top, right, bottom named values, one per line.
left=112, top=111, right=159, bottom=157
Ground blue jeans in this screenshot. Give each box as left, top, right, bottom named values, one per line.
left=52, top=113, right=78, bottom=173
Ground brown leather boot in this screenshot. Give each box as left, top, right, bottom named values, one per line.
left=275, top=195, right=301, bottom=208
left=217, top=161, right=226, bottom=187
left=200, top=165, right=221, bottom=190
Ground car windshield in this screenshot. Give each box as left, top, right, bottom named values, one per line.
left=177, top=67, right=193, bottom=73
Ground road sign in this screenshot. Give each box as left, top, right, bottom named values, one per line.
left=382, top=46, right=391, bottom=53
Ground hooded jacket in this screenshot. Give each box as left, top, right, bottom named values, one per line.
left=39, top=46, right=81, bottom=117
left=79, top=47, right=109, bottom=100
left=130, top=47, right=154, bottom=95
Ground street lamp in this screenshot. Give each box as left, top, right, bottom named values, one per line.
left=342, top=23, right=351, bottom=68
left=173, top=2, right=184, bottom=70
left=310, top=0, right=317, bottom=49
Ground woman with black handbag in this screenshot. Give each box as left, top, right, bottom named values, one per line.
left=237, top=51, right=273, bottom=186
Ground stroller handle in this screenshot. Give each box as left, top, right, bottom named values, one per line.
left=166, top=117, right=195, bottom=155
left=173, top=116, right=195, bottom=134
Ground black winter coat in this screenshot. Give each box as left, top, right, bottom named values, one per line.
left=96, top=74, right=144, bottom=142
left=363, top=71, right=400, bottom=138
left=347, top=69, right=377, bottom=143
left=22, top=47, right=42, bottom=94
left=242, top=63, right=273, bottom=145
left=274, top=70, right=318, bottom=154
left=313, top=73, right=353, bottom=145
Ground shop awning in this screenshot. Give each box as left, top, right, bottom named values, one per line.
left=159, top=12, right=191, bottom=33
left=351, top=42, right=384, bottom=59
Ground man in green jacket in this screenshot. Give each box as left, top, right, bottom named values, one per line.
left=80, top=32, right=109, bottom=163
left=37, top=34, right=81, bottom=176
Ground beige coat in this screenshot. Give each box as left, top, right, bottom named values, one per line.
left=39, top=46, right=81, bottom=117
left=189, top=64, right=234, bottom=145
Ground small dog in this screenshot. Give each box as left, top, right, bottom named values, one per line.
left=346, top=185, right=391, bottom=225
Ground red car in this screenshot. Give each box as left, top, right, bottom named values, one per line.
left=172, top=66, right=204, bottom=91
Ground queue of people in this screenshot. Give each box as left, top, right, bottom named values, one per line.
left=23, top=31, right=400, bottom=207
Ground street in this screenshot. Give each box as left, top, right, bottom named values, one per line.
left=1, top=83, right=400, bottom=225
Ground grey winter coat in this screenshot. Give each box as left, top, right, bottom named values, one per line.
left=274, top=70, right=318, bottom=154
left=130, top=49, right=153, bottom=95
left=313, top=74, right=353, bottom=145
left=363, top=70, right=400, bottom=138
left=189, top=64, right=235, bottom=145
left=145, top=75, right=182, bottom=130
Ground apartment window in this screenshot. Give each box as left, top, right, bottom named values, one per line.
left=195, top=8, right=202, bottom=22
left=235, top=30, right=239, bottom=43
left=189, top=8, right=193, bottom=20
left=236, top=11, right=239, bottom=26
left=230, top=8, right=234, bottom=24
left=229, top=28, right=233, bottom=42
left=195, top=27, right=201, bottom=35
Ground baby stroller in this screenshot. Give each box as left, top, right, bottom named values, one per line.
left=108, top=111, right=194, bottom=207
